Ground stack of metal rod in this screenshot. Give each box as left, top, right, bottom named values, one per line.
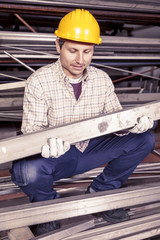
left=0, top=32, right=160, bottom=121
left=0, top=0, right=160, bottom=120
left=0, top=32, right=160, bottom=67
left=0, top=0, right=160, bottom=26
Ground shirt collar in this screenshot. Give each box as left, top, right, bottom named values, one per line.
left=56, top=57, right=89, bottom=84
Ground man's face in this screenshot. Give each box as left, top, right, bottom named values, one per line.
left=56, top=39, right=94, bottom=79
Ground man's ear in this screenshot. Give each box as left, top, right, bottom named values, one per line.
left=56, top=39, right=60, bottom=53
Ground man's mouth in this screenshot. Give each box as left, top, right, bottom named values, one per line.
left=72, top=65, right=84, bottom=70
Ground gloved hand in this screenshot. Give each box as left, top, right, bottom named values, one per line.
left=41, top=138, right=71, bottom=158
left=129, top=116, right=153, bottom=134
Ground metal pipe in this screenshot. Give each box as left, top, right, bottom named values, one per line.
left=4, top=51, right=35, bottom=72
left=14, top=13, right=36, bottom=33
left=1, top=31, right=160, bottom=45
left=153, top=149, right=160, bottom=157
left=2, top=44, right=57, bottom=57
left=0, top=73, right=25, bottom=81
left=1, top=0, right=160, bottom=14
left=113, top=67, right=160, bottom=83
left=91, top=63, right=160, bottom=81
left=2, top=51, right=160, bottom=82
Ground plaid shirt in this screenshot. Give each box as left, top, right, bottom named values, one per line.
left=22, top=58, right=122, bottom=152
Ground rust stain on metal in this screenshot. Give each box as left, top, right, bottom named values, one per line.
left=98, top=121, right=108, bottom=133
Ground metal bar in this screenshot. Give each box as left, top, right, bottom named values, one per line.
left=2, top=45, right=160, bottom=58
left=1, top=93, right=159, bottom=109
left=1, top=0, right=160, bottom=15
left=4, top=51, right=35, bottom=72
left=1, top=31, right=160, bottom=45
left=31, top=217, right=95, bottom=240
left=152, top=149, right=160, bottom=156
left=113, top=67, right=160, bottom=83
left=0, top=31, right=56, bottom=41
left=0, top=72, right=25, bottom=81
left=117, top=93, right=160, bottom=104
left=0, top=10, right=158, bottom=27
left=8, top=227, right=34, bottom=240
left=2, top=54, right=160, bottom=62
left=14, top=13, right=36, bottom=33
left=0, top=97, right=23, bottom=109
left=0, top=81, right=26, bottom=91
left=65, top=213, right=160, bottom=240
left=0, top=182, right=160, bottom=231
left=91, top=63, right=160, bottom=81
left=0, top=101, right=160, bottom=164
left=1, top=44, right=55, bottom=56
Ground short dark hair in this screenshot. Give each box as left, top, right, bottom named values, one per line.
left=58, top=39, right=65, bottom=49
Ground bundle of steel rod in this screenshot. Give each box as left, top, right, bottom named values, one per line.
left=0, top=0, right=160, bottom=26
left=1, top=185, right=160, bottom=239
left=0, top=32, right=160, bottom=122
left=1, top=88, right=160, bottom=121
left=0, top=32, right=160, bottom=68
left=1, top=182, right=160, bottom=237
left=1, top=90, right=160, bottom=119
left=1, top=183, right=160, bottom=240
left=0, top=33, right=160, bottom=122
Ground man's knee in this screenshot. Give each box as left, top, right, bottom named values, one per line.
left=11, top=156, right=45, bottom=187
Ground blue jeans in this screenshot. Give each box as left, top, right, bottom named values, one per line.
left=11, top=131, right=155, bottom=202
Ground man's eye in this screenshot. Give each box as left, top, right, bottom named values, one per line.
left=69, top=49, right=76, bottom=53
left=84, top=50, right=90, bottom=54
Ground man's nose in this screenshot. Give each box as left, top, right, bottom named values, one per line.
left=76, top=52, right=84, bottom=64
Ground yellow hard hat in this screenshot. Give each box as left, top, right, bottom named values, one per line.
left=54, top=9, right=102, bottom=45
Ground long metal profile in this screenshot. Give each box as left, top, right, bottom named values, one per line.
left=1, top=0, right=160, bottom=13
left=118, top=93, right=160, bottom=104
left=1, top=93, right=160, bottom=109
left=65, top=213, right=160, bottom=240
left=0, top=101, right=160, bottom=164
left=0, top=81, right=26, bottom=91
left=1, top=32, right=160, bottom=45
left=1, top=2, right=160, bottom=27
left=0, top=182, right=160, bottom=231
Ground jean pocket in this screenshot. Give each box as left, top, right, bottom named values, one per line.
left=10, top=159, right=29, bottom=186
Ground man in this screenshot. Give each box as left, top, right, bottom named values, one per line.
left=11, top=9, right=154, bottom=236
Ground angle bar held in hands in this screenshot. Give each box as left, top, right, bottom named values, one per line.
left=0, top=101, right=159, bottom=164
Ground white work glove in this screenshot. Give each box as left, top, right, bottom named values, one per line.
left=129, top=116, right=153, bottom=134
left=41, top=138, right=70, bottom=158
